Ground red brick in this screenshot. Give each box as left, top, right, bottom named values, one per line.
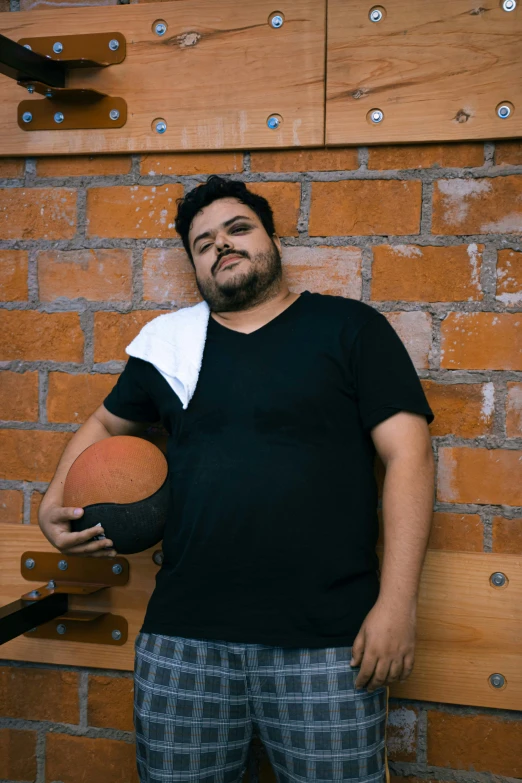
left=371, top=244, right=483, bottom=302
left=0, top=728, right=37, bottom=781
left=0, top=188, right=76, bottom=240
left=421, top=380, right=494, bottom=437
left=38, top=249, right=132, bottom=302
left=440, top=312, right=522, bottom=370
left=0, top=490, right=23, bottom=524
left=495, top=141, right=522, bottom=166
left=94, top=310, right=165, bottom=362
left=0, top=666, right=78, bottom=722
left=387, top=705, right=418, bottom=762
left=283, top=246, right=362, bottom=298
left=143, top=248, right=202, bottom=304
left=386, top=311, right=432, bottom=369
left=0, top=250, right=28, bottom=301
left=309, top=181, right=421, bottom=236
left=492, top=516, right=522, bottom=554
left=87, top=185, right=182, bottom=239
left=30, top=491, right=44, bottom=525
left=46, top=733, right=139, bottom=783
left=251, top=148, right=358, bottom=172
left=432, top=175, right=522, bottom=235
left=437, top=447, right=522, bottom=506
left=427, top=710, right=522, bottom=776
left=88, top=675, right=134, bottom=730
left=247, top=182, right=301, bottom=237
left=48, top=372, right=118, bottom=423
left=0, top=430, right=72, bottom=481
left=496, top=248, right=522, bottom=307
left=37, top=155, right=131, bottom=177
left=0, top=158, right=25, bottom=178
left=427, top=512, right=483, bottom=552
left=506, top=382, right=522, bottom=437
left=368, top=143, right=484, bottom=170
left=140, top=152, right=242, bottom=176
left=0, top=371, right=39, bottom=421
left=0, top=311, right=83, bottom=361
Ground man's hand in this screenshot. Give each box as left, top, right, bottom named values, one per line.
left=349, top=599, right=416, bottom=691
left=38, top=502, right=117, bottom=558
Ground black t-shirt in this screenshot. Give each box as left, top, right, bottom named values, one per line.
left=103, top=291, right=434, bottom=648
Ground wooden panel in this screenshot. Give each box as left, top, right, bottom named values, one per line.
left=0, top=525, right=520, bottom=710
left=327, top=0, right=522, bottom=145
left=0, top=0, right=325, bottom=156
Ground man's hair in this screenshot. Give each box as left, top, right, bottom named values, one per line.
left=174, top=175, right=277, bottom=264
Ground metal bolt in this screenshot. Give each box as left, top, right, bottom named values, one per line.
left=267, top=115, right=280, bottom=130
left=497, top=104, right=511, bottom=119
left=155, top=22, right=167, bottom=35
left=369, top=8, right=383, bottom=22
left=489, top=673, right=505, bottom=688
left=152, top=549, right=164, bottom=566
left=112, top=629, right=122, bottom=640
left=22, top=111, right=33, bottom=124
left=27, top=590, right=40, bottom=598
left=27, top=627, right=37, bottom=633
left=503, top=0, right=516, bottom=10
left=54, top=112, right=65, bottom=124
left=112, top=563, right=123, bottom=574
left=271, top=14, right=284, bottom=28
left=23, top=44, right=32, bottom=50
left=25, top=557, right=35, bottom=568
left=45, top=91, right=53, bottom=98
left=109, top=109, right=120, bottom=121
left=109, top=39, right=120, bottom=51
left=491, top=571, right=507, bottom=587
left=27, top=84, right=34, bottom=94
left=155, top=120, right=167, bottom=134
left=58, top=558, right=68, bottom=570
left=47, top=580, right=56, bottom=590
left=56, top=623, right=67, bottom=635
left=53, top=42, right=63, bottom=54
left=370, top=109, right=384, bottom=123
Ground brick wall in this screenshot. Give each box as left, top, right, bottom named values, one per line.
left=1, top=77, right=522, bottom=783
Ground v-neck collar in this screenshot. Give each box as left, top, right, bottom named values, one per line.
left=209, top=291, right=310, bottom=337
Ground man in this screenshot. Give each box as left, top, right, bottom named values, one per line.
left=39, top=175, right=435, bottom=782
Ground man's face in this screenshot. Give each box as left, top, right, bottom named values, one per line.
left=187, top=197, right=283, bottom=311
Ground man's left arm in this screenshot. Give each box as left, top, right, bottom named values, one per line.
left=350, top=409, right=435, bottom=692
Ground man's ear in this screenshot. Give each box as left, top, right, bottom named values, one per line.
left=272, top=234, right=282, bottom=254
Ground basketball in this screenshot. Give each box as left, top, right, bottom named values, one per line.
left=63, top=436, right=169, bottom=555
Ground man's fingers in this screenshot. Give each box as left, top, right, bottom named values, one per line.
left=386, top=659, right=404, bottom=684
left=354, top=652, right=378, bottom=690
left=64, top=538, right=114, bottom=556
left=56, top=524, right=106, bottom=550
left=399, top=655, right=415, bottom=682
left=366, top=659, right=390, bottom=692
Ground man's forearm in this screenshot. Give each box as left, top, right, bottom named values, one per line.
left=376, top=450, right=435, bottom=609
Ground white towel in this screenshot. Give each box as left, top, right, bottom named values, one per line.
left=125, top=300, right=211, bottom=410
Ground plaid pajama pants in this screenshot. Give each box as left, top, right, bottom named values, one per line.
left=134, top=631, right=390, bottom=783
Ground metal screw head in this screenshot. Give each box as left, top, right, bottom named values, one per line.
left=497, top=104, right=511, bottom=119
left=58, top=558, right=68, bottom=570
left=25, top=557, right=35, bottom=568
left=112, top=629, right=122, bottom=640
left=489, top=673, right=505, bottom=688
left=109, top=38, right=120, bottom=51
left=56, top=623, right=67, bottom=635
left=47, top=580, right=56, bottom=590
left=267, top=115, right=280, bottom=129
left=22, top=112, right=33, bottom=124
left=54, top=112, right=65, bottom=124
left=45, top=91, right=53, bottom=98
left=152, top=549, right=164, bottom=566
left=503, top=0, right=516, bottom=10
left=23, top=44, right=32, bottom=50
left=491, top=571, right=507, bottom=587
left=370, top=8, right=383, bottom=22
left=109, top=109, right=120, bottom=121
left=27, top=590, right=40, bottom=598
left=155, top=22, right=167, bottom=35
left=370, top=109, right=384, bottom=123
left=52, top=42, right=63, bottom=54
left=27, top=84, right=35, bottom=94
left=155, top=120, right=167, bottom=134
left=271, top=14, right=284, bottom=28
left=112, top=563, right=123, bottom=574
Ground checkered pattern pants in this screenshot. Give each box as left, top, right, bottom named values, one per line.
left=134, top=632, right=390, bottom=782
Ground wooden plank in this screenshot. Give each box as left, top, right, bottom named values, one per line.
left=0, top=525, right=520, bottom=710
left=327, top=0, right=522, bottom=145
left=0, top=0, right=325, bottom=156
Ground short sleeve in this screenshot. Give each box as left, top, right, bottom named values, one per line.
left=103, top=357, right=160, bottom=424
left=349, top=314, right=435, bottom=432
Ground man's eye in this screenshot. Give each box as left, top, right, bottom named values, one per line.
left=231, top=225, right=249, bottom=233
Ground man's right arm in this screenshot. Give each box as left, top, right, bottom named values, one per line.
left=38, top=404, right=152, bottom=558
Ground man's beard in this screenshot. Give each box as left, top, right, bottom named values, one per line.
left=194, top=242, right=283, bottom=312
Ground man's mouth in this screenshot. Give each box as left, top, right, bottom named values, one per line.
left=218, top=255, right=244, bottom=271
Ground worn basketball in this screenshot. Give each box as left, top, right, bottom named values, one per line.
left=64, top=436, right=169, bottom=555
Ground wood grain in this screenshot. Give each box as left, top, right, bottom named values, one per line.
left=0, top=0, right=325, bottom=155
left=327, top=0, right=522, bottom=144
